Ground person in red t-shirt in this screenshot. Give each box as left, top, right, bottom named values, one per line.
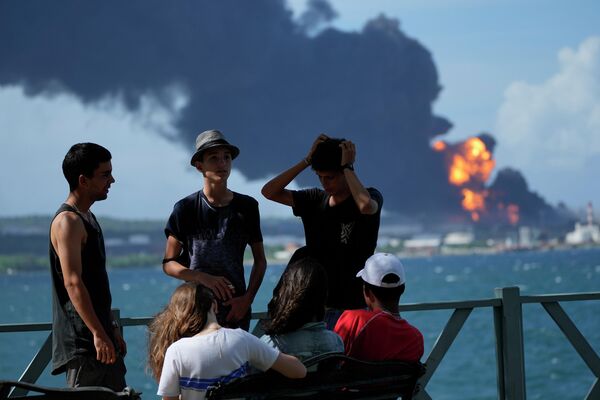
left=334, top=253, right=424, bottom=362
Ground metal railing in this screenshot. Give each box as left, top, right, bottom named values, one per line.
left=1, top=287, right=599, bottom=399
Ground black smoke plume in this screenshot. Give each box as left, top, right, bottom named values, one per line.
left=487, top=168, right=558, bottom=225
left=0, top=0, right=552, bottom=222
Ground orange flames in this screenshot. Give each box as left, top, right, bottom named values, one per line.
left=461, top=188, right=487, bottom=222
left=434, top=136, right=519, bottom=224
left=432, top=141, right=446, bottom=152
left=507, top=204, right=519, bottom=225
left=445, top=137, right=495, bottom=185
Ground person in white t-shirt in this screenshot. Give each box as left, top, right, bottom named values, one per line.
left=148, top=283, right=306, bottom=400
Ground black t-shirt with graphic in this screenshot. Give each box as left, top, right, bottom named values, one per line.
left=165, top=191, right=263, bottom=326
left=292, top=187, right=383, bottom=310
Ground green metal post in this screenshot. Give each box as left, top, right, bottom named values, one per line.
left=495, top=286, right=526, bottom=400
left=493, top=303, right=506, bottom=400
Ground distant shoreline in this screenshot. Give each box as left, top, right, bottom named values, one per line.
left=3, top=244, right=598, bottom=275
left=0, top=253, right=161, bottom=274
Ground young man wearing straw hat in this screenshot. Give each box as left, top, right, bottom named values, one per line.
left=162, top=130, right=267, bottom=331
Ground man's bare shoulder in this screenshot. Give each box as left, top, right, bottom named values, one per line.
left=51, top=210, right=85, bottom=240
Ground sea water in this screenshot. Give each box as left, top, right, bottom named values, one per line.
left=1, top=248, right=599, bottom=399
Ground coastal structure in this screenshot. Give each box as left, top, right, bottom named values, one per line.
left=403, top=235, right=442, bottom=255
left=443, top=231, right=475, bottom=246
left=566, top=203, right=600, bottom=245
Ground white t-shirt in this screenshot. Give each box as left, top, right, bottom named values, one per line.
left=157, top=328, right=280, bottom=400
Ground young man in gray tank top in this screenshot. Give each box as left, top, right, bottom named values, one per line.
left=49, top=143, right=127, bottom=391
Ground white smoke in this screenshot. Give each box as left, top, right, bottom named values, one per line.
left=495, top=36, right=600, bottom=208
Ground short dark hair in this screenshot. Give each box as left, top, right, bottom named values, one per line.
left=364, top=273, right=405, bottom=305
left=311, top=138, right=345, bottom=172
left=264, top=257, right=328, bottom=335
left=62, top=143, right=112, bottom=192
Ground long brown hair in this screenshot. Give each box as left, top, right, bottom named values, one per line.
left=147, top=283, right=214, bottom=380
left=264, top=257, right=328, bottom=335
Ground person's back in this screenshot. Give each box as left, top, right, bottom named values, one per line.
left=261, top=321, right=343, bottom=363
left=334, top=253, right=423, bottom=362
left=335, top=309, right=422, bottom=362
left=159, top=328, right=281, bottom=400
left=149, top=283, right=306, bottom=400
left=261, top=257, right=344, bottom=362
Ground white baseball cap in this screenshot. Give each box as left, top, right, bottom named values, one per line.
left=356, top=253, right=406, bottom=288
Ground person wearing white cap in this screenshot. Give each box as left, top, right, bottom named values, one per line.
left=333, top=253, right=424, bottom=362
left=162, top=130, right=267, bottom=331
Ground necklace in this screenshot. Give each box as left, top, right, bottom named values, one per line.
left=69, top=202, right=96, bottom=228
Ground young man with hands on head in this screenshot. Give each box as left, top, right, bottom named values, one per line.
left=262, top=134, right=383, bottom=328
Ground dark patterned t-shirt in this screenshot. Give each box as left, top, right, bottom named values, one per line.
left=165, top=191, right=263, bottom=324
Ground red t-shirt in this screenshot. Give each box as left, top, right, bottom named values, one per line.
left=334, top=309, right=424, bottom=362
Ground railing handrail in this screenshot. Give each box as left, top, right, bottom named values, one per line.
left=0, top=322, right=52, bottom=333
left=5, top=291, right=599, bottom=332
left=2, top=290, right=596, bottom=330
left=520, top=292, right=600, bottom=303
left=1, top=288, right=599, bottom=400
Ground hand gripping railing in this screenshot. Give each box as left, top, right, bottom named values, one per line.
left=1, top=287, right=599, bottom=399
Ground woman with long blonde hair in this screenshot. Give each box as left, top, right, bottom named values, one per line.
left=148, top=283, right=306, bottom=400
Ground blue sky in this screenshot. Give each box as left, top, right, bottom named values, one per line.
left=1, top=0, right=599, bottom=219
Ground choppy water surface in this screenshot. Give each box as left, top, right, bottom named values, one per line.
left=1, top=248, right=599, bottom=399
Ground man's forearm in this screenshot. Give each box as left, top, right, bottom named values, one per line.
left=65, top=281, right=107, bottom=336
left=344, top=168, right=378, bottom=215
left=163, top=260, right=200, bottom=281
left=261, top=159, right=307, bottom=200
left=244, top=258, right=266, bottom=302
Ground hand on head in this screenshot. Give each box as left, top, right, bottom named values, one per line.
left=339, top=140, right=356, bottom=166
left=306, top=133, right=329, bottom=164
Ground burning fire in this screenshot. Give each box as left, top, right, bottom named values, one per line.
left=432, top=141, right=446, bottom=152
left=445, top=137, right=495, bottom=186
left=461, top=188, right=487, bottom=222
left=507, top=204, right=519, bottom=225
left=434, top=136, right=520, bottom=224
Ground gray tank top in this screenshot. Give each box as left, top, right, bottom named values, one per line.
left=49, top=203, right=114, bottom=375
